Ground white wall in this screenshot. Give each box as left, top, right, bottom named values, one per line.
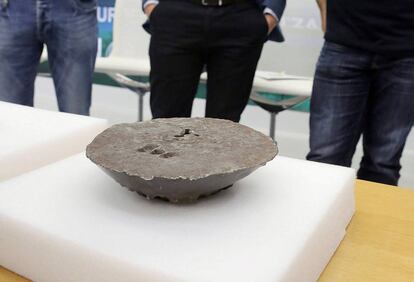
left=258, top=0, right=324, bottom=76
left=34, top=77, right=414, bottom=188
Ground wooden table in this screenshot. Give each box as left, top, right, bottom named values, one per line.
left=1, top=180, right=413, bottom=282
left=319, top=180, right=414, bottom=281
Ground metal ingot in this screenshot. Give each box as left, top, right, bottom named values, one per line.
left=86, top=118, right=278, bottom=203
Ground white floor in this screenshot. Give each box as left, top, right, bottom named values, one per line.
left=34, top=77, right=414, bottom=188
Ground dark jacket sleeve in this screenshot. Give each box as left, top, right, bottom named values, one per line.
left=263, top=0, right=286, bottom=21
left=141, top=0, right=147, bottom=11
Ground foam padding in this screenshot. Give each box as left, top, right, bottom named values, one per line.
left=0, top=154, right=355, bottom=282
left=0, top=102, right=108, bottom=181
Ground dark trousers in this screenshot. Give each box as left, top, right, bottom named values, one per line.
left=149, top=0, right=268, bottom=122
left=307, top=41, right=414, bottom=186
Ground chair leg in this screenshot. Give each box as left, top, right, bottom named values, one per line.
left=137, top=91, right=145, bottom=122
left=106, top=73, right=149, bottom=122
left=270, top=112, right=277, bottom=140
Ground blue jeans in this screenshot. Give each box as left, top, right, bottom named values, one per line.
left=0, top=0, right=97, bottom=115
left=307, top=41, right=414, bottom=186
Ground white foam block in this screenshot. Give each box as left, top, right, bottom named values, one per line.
left=0, top=154, right=355, bottom=282
left=0, top=102, right=108, bottom=181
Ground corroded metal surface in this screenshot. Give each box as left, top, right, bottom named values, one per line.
left=86, top=118, right=278, bottom=203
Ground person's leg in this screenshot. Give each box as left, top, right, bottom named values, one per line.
left=205, top=3, right=267, bottom=122
left=0, top=0, right=42, bottom=106
left=358, top=57, right=414, bottom=185
left=45, top=0, right=97, bottom=115
left=307, top=41, right=373, bottom=167
left=149, top=1, right=205, bottom=118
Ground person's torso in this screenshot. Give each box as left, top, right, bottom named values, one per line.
left=325, top=0, right=414, bottom=57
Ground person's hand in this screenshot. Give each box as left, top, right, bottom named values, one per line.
left=264, top=14, right=278, bottom=35
left=144, top=4, right=157, bottom=18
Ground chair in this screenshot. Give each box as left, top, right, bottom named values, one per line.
left=250, top=71, right=312, bottom=140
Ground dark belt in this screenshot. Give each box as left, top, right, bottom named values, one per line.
left=190, top=0, right=249, bottom=6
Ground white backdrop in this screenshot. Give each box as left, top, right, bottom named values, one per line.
left=259, top=0, right=324, bottom=76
